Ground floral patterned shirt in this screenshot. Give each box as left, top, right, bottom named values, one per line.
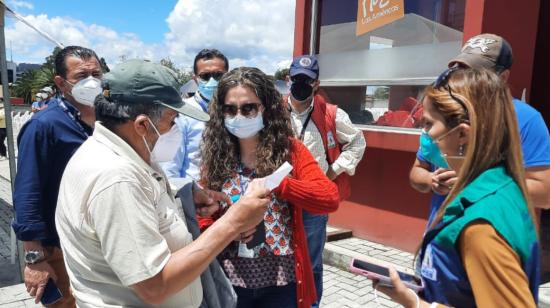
left=219, top=166, right=296, bottom=289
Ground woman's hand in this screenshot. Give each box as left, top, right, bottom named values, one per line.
left=194, top=186, right=231, bottom=218
left=431, top=168, right=457, bottom=195
left=373, top=267, right=428, bottom=308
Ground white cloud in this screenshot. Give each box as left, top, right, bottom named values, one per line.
left=5, top=14, right=163, bottom=65
left=7, top=0, right=34, bottom=10
left=5, top=0, right=296, bottom=74
left=165, top=0, right=296, bottom=74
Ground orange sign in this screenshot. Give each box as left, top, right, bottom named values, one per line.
left=356, top=0, right=405, bottom=36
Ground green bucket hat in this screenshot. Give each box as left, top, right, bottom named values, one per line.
left=102, top=59, right=209, bottom=121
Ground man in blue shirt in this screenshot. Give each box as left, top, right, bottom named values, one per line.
left=12, top=45, right=103, bottom=306
left=162, top=49, right=228, bottom=185
left=410, top=34, right=550, bottom=228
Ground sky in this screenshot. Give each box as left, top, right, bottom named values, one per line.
left=4, top=0, right=296, bottom=74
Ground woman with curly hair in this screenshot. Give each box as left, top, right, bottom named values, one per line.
left=200, top=67, right=340, bottom=308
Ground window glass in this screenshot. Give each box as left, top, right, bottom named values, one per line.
left=315, top=0, right=466, bottom=129
left=320, top=85, right=424, bottom=128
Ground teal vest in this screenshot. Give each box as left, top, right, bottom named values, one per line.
left=419, top=166, right=540, bottom=307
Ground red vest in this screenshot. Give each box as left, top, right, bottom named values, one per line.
left=302, top=94, right=352, bottom=200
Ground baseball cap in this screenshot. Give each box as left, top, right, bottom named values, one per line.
left=40, top=86, right=54, bottom=95
left=448, top=34, right=513, bottom=72
left=290, top=55, right=319, bottom=79
left=102, top=59, right=209, bottom=121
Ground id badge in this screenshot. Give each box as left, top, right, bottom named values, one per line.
left=327, top=131, right=337, bottom=149
left=238, top=242, right=255, bottom=258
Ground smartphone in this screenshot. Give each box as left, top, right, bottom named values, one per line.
left=41, top=278, right=63, bottom=306
left=349, top=258, right=423, bottom=292
left=246, top=222, right=266, bottom=249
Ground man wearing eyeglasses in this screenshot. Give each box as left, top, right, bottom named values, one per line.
left=287, top=55, right=366, bottom=307
left=410, top=34, right=550, bottom=230
left=162, top=49, right=228, bottom=186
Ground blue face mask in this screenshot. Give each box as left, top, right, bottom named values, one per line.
left=419, top=129, right=450, bottom=169
left=197, top=77, right=218, bottom=102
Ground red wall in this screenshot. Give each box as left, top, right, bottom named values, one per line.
left=463, top=0, right=541, bottom=100
left=328, top=143, right=431, bottom=252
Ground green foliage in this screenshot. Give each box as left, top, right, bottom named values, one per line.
left=12, top=70, right=39, bottom=104
left=13, top=47, right=60, bottom=104
left=160, top=58, right=193, bottom=85
left=274, top=68, right=290, bottom=81
left=374, top=86, right=390, bottom=100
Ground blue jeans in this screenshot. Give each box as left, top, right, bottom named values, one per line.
left=302, top=210, right=328, bottom=308
left=234, top=282, right=297, bottom=308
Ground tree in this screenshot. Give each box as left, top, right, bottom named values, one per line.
left=12, top=69, right=39, bottom=104
left=274, top=68, right=290, bottom=81
left=13, top=47, right=59, bottom=103
left=160, top=58, right=193, bottom=85
left=374, top=86, right=389, bottom=100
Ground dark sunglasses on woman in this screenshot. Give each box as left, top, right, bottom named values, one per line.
left=222, top=103, right=261, bottom=118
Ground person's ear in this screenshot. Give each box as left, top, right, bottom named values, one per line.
left=54, top=76, right=69, bottom=94
left=313, top=79, right=320, bottom=92
left=458, top=123, right=470, bottom=145
left=134, top=115, right=150, bottom=137
left=499, top=69, right=510, bottom=83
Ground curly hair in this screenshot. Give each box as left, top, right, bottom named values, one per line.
left=200, top=67, right=294, bottom=190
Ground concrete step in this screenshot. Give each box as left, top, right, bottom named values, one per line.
left=326, top=225, right=352, bottom=242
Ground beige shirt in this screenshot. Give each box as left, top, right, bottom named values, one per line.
left=289, top=97, right=366, bottom=175
left=56, top=122, right=202, bottom=308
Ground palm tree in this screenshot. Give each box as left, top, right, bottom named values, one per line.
left=12, top=69, right=39, bottom=104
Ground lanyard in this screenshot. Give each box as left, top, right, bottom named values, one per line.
left=298, top=106, right=314, bottom=141
left=58, top=99, right=91, bottom=137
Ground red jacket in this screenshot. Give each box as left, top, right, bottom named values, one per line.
left=199, top=138, right=340, bottom=308
left=309, top=94, right=352, bottom=200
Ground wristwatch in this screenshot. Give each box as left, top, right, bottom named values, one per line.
left=24, top=250, right=46, bottom=264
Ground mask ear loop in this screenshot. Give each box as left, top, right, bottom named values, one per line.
left=142, top=117, right=161, bottom=154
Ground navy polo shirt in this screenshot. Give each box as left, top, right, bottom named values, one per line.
left=12, top=98, right=92, bottom=247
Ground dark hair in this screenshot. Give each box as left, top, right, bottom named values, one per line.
left=193, top=49, right=229, bottom=74
left=55, top=46, right=101, bottom=78
left=94, top=95, right=166, bottom=131
left=200, top=67, right=294, bottom=190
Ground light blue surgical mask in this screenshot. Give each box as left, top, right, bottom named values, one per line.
left=197, top=77, right=218, bottom=102
left=419, top=129, right=451, bottom=169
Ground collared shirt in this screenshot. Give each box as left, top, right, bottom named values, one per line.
left=56, top=122, right=202, bottom=308
left=289, top=97, right=366, bottom=175
left=13, top=98, right=92, bottom=246
left=161, top=93, right=207, bottom=184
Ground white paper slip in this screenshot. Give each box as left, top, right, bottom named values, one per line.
left=264, top=162, right=293, bottom=190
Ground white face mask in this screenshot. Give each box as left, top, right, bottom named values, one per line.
left=142, top=118, right=182, bottom=163
left=224, top=112, right=264, bottom=139
left=67, top=76, right=102, bottom=106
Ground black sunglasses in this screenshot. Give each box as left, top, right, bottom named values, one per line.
left=434, top=67, right=469, bottom=119
left=198, top=71, right=225, bottom=81
left=222, top=103, right=261, bottom=118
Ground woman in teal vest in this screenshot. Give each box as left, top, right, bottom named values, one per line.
left=376, top=68, right=540, bottom=307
